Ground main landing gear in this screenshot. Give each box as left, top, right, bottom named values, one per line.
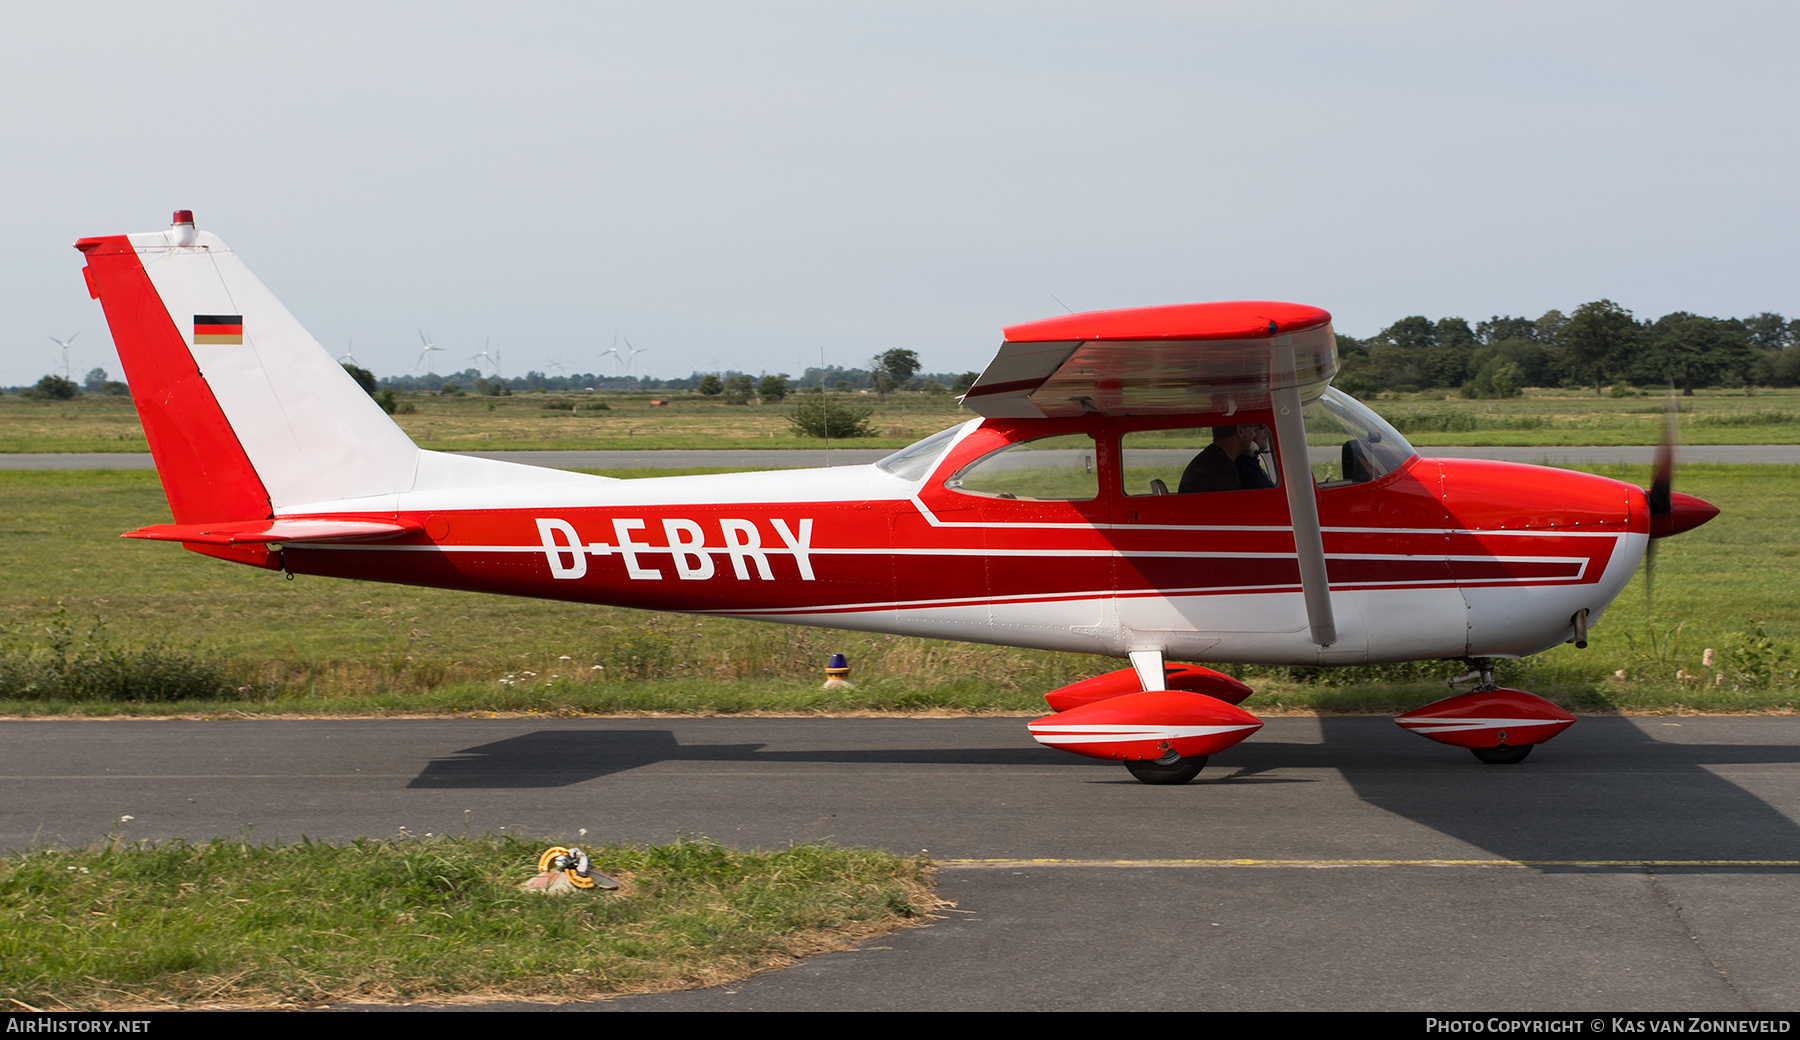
left=1026, top=658, right=1263, bottom=787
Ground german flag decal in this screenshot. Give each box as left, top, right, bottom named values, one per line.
left=194, top=315, right=244, bottom=345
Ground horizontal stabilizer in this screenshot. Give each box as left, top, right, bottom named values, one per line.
left=124, top=518, right=423, bottom=546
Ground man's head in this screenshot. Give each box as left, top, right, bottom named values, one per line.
left=1211, top=424, right=1253, bottom=458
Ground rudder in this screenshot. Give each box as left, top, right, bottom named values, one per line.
left=77, top=225, right=270, bottom=524
left=77, top=211, right=421, bottom=519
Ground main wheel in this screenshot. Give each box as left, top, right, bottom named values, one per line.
left=1125, top=754, right=1208, bottom=785
left=1471, top=745, right=1533, bottom=765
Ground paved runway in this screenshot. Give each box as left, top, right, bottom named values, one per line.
left=6, top=715, right=1798, bottom=1010
left=4, top=445, right=1798, bottom=470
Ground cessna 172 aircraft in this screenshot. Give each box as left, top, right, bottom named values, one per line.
left=75, top=211, right=1718, bottom=784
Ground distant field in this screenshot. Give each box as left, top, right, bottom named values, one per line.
left=1370, top=387, right=1800, bottom=445
left=1, top=464, right=1794, bottom=716
left=5, top=386, right=1800, bottom=453
left=0, top=390, right=968, bottom=453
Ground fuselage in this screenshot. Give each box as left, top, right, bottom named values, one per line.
left=271, top=406, right=1647, bottom=668
left=73, top=217, right=1652, bottom=672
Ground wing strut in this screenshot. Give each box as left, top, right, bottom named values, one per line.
left=1269, top=340, right=1336, bottom=647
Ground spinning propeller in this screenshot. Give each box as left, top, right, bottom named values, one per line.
left=1643, top=391, right=1720, bottom=599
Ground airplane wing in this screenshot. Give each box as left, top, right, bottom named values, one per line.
left=961, top=301, right=1336, bottom=418
left=964, top=300, right=1342, bottom=647
left=123, top=518, right=423, bottom=546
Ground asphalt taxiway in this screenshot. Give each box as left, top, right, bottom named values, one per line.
left=5, top=715, right=1798, bottom=1010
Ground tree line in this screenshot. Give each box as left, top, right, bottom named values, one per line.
left=369, top=348, right=977, bottom=399
left=20, top=307, right=1797, bottom=402
left=1337, top=304, right=1799, bottom=398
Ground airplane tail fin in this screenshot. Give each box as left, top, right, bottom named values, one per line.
left=77, top=211, right=421, bottom=523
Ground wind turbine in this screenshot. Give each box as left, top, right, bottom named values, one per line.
left=468, top=337, right=498, bottom=377
left=48, top=333, right=78, bottom=379
left=624, top=336, right=648, bottom=379
left=601, top=332, right=623, bottom=378
left=416, top=329, right=445, bottom=374
left=338, top=338, right=359, bottom=366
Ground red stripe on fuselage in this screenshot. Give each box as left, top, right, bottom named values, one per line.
left=274, top=495, right=1625, bottom=620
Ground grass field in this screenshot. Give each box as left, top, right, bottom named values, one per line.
left=0, top=390, right=970, bottom=454
left=1371, top=388, right=1800, bottom=446
left=1, top=463, right=1794, bottom=717
left=1, top=833, right=931, bottom=1009
left=6, top=385, right=1800, bottom=454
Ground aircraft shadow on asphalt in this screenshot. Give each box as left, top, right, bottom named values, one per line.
left=406, top=719, right=1800, bottom=871
left=407, top=729, right=1053, bottom=789
left=1304, top=716, right=1800, bottom=871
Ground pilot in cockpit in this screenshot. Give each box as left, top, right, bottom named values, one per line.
left=1236, top=424, right=1275, bottom=490
left=1179, top=424, right=1273, bottom=494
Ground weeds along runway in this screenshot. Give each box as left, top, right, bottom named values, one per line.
left=5, top=715, right=1800, bottom=1010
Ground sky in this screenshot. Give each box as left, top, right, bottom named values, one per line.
left=4, top=1, right=1796, bottom=387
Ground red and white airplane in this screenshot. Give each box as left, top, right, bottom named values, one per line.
left=75, top=211, right=1718, bottom=784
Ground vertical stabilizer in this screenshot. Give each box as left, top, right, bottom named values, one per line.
left=77, top=212, right=421, bottom=516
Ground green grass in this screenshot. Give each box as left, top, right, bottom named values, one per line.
left=0, top=833, right=932, bottom=1009
left=0, top=464, right=1794, bottom=716
left=0, top=390, right=967, bottom=454
left=1369, top=387, right=1800, bottom=445
left=10, top=386, right=1800, bottom=454
left=0, top=604, right=250, bottom=703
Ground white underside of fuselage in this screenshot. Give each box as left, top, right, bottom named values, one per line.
left=696, top=537, right=1642, bottom=666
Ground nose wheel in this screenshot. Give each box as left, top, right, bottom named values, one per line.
left=1125, top=753, right=1209, bottom=785
left=1471, top=745, right=1533, bottom=765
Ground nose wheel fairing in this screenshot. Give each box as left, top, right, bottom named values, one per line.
left=1395, top=688, right=1577, bottom=764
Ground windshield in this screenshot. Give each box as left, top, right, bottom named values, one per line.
left=1302, top=388, right=1417, bottom=486
left=876, top=422, right=968, bottom=481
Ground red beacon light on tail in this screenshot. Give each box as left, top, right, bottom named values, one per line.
left=170, top=210, right=197, bottom=248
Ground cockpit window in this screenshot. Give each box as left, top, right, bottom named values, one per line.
left=1302, top=388, right=1417, bottom=486
left=876, top=423, right=967, bottom=482
left=945, top=433, right=1098, bottom=501
left=1120, top=423, right=1279, bottom=496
